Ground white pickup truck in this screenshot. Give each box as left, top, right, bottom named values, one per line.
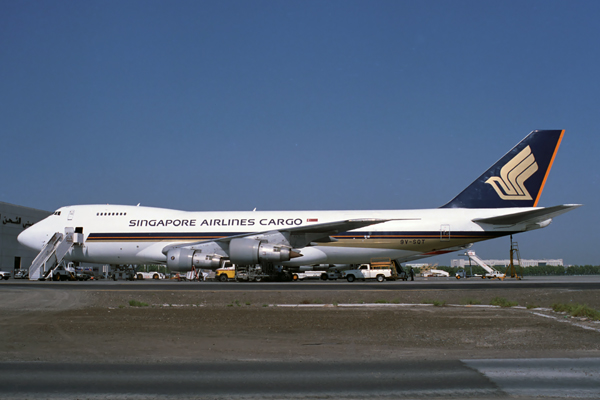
left=0, top=270, right=10, bottom=280
left=341, top=264, right=392, bottom=282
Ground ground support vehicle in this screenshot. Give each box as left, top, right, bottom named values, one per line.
left=136, top=271, right=165, bottom=280
left=215, top=262, right=290, bottom=282
left=75, top=270, right=92, bottom=281
left=234, top=265, right=270, bottom=282
left=215, top=262, right=236, bottom=282
left=0, top=270, right=11, bottom=280
left=50, top=264, right=76, bottom=281
left=183, top=269, right=212, bottom=281
left=319, top=265, right=357, bottom=280
left=292, top=271, right=322, bottom=281
left=111, top=265, right=136, bottom=281
left=13, top=270, right=28, bottom=279
left=342, top=264, right=392, bottom=282
left=422, top=269, right=450, bottom=277
left=320, top=269, right=342, bottom=280
left=457, top=251, right=505, bottom=280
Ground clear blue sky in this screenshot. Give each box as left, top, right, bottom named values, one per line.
left=1, top=0, right=598, bottom=265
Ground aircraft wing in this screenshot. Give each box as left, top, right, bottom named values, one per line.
left=162, top=218, right=400, bottom=254
left=472, top=204, right=581, bottom=227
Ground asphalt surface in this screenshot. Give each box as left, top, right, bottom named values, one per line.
left=1, top=359, right=599, bottom=399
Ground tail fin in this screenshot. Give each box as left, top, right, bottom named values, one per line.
left=441, top=130, right=564, bottom=209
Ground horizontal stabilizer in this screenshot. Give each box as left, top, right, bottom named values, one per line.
left=473, top=204, right=581, bottom=226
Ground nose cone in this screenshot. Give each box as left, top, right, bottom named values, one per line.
left=18, top=226, right=43, bottom=251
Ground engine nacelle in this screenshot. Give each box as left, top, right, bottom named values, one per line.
left=166, top=248, right=222, bottom=271
left=229, top=238, right=294, bottom=265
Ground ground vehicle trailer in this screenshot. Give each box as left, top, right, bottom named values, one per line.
left=342, top=264, right=392, bottom=282
left=136, top=271, right=165, bottom=280
left=0, top=270, right=11, bottom=280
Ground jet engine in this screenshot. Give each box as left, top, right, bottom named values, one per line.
left=229, top=238, right=300, bottom=265
left=166, top=248, right=222, bottom=271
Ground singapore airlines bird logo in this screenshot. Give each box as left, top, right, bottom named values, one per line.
left=485, top=146, right=538, bottom=200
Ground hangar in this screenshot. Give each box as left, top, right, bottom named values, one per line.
left=0, top=201, right=50, bottom=274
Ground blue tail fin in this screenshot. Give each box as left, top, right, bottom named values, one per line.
left=441, top=130, right=564, bottom=209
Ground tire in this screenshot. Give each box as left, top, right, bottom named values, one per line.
left=321, top=273, right=328, bottom=280
left=292, top=274, right=299, bottom=281
left=376, top=275, right=385, bottom=282
left=346, top=275, right=355, bottom=282
left=137, top=274, right=143, bottom=280
left=219, top=274, right=228, bottom=282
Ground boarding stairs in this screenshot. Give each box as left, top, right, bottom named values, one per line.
left=463, top=250, right=505, bottom=280
left=28, top=232, right=76, bottom=280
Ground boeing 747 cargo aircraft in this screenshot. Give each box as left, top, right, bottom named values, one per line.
left=18, top=130, right=580, bottom=278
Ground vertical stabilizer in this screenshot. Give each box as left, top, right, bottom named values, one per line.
left=441, top=130, right=564, bottom=209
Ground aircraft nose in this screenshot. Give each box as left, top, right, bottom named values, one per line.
left=18, top=226, right=43, bottom=251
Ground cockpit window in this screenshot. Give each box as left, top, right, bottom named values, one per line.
left=53, top=211, right=61, bottom=216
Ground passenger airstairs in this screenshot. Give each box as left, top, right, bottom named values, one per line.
left=462, top=250, right=505, bottom=280
left=28, top=232, right=76, bottom=280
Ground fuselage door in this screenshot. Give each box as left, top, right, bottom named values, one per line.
left=67, top=210, right=75, bottom=221
left=440, top=224, right=450, bottom=241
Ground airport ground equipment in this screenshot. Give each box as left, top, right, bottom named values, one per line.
left=319, top=265, right=360, bottom=280
left=136, top=271, right=165, bottom=280
left=13, top=270, right=27, bottom=279
left=0, top=270, right=10, bottom=280
left=342, top=262, right=393, bottom=282
left=420, top=264, right=449, bottom=277
left=111, top=265, right=136, bottom=281
left=215, top=261, right=292, bottom=282
left=49, top=263, right=76, bottom=281
left=507, top=235, right=524, bottom=280
left=182, top=268, right=211, bottom=281
left=292, top=271, right=322, bottom=280
left=459, top=250, right=505, bottom=279
left=28, top=229, right=84, bottom=280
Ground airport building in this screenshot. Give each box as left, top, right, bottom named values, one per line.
left=0, top=202, right=50, bottom=273
left=450, top=258, right=564, bottom=268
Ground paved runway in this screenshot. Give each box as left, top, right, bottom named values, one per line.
left=1, top=359, right=598, bottom=399
left=3, top=275, right=600, bottom=291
